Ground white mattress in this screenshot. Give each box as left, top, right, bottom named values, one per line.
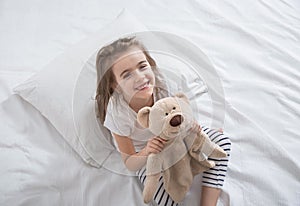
left=1, top=0, right=300, bottom=205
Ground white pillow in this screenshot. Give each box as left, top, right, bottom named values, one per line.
left=13, top=9, right=149, bottom=169
left=14, top=10, right=218, bottom=172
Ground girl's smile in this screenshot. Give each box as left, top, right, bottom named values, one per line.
left=111, top=47, right=156, bottom=110
left=135, top=81, right=150, bottom=91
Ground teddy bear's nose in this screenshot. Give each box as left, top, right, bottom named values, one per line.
left=170, top=115, right=183, bottom=127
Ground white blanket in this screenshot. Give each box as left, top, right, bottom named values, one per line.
left=1, top=0, right=300, bottom=205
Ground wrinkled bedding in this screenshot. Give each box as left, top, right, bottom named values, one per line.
left=1, top=0, right=300, bottom=205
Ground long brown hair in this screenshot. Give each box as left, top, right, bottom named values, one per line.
left=95, top=36, right=168, bottom=124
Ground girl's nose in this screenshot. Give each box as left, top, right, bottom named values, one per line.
left=134, top=70, right=145, bottom=82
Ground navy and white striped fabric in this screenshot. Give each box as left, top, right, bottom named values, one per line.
left=137, top=127, right=231, bottom=206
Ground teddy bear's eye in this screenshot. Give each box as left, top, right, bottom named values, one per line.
left=165, top=113, right=168, bottom=116
left=173, top=107, right=176, bottom=110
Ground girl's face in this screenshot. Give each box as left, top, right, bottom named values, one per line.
left=112, top=47, right=155, bottom=103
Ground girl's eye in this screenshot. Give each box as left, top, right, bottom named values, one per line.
left=123, top=72, right=132, bottom=79
left=140, top=65, right=150, bottom=71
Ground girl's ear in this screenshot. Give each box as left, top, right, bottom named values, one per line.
left=137, top=107, right=151, bottom=128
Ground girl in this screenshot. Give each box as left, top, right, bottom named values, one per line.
left=95, top=36, right=231, bottom=206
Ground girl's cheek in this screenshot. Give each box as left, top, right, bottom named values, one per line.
left=119, top=78, right=130, bottom=86
left=120, top=79, right=134, bottom=91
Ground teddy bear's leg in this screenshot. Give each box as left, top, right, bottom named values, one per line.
left=202, top=160, right=216, bottom=168
left=200, top=131, right=227, bottom=158
left=190, top=150, right=215, bottom=168
left=163, top=157, right=194, bottom=203
left=143, top=173, right=161, bottom=204
left=210, top=145, right=227, bottom=158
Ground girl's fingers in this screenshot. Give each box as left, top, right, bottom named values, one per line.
left=152, top=140, right=164, bottom=150
left=147, top=137, right=166, bottom=154
left=148, top=143, right=162, bottom=154
left=153, top=137, right=168, bottom=146
left=154, top=137, right=167, bottom=144
left=198, top=124, right=202, bottom=131
left=188, top=121, right=202, bottom=133
left=149, top=146, right=162, bottom=154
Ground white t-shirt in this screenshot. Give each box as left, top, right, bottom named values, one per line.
left=104, top=92, right=160, bottom=152
left=103, top=72, right=208, bottom=152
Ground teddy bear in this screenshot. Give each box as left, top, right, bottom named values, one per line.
left=137, top=93, right=227, bottom=203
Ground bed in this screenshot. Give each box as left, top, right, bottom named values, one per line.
left=1, top=0, right=300, bottom=205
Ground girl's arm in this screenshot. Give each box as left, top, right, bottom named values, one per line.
left=113, top=133, right=165, bottom=171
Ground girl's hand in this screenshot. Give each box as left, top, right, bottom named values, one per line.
left=144, top=136, right=167, bottom=155
left=188, top=120, right=202, bottom=134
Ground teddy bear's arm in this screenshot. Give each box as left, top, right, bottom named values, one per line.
left=199, top=131, right=227, bottom=158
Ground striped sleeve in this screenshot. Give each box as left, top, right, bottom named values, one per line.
left=201, top=126, right=231, bottom=188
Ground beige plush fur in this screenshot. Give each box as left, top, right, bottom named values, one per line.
left=137, top=93, right=227, bottom=203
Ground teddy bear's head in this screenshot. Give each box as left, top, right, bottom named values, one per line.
left=137, top=93, right=193, bottom=140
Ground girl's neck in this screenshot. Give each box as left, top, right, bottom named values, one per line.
left=129, top=95, right=154, bottom=113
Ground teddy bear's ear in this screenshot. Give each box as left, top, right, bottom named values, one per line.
left=174, top=92, right=189, bottom=103
left=137, top=107, right=151, bottom=128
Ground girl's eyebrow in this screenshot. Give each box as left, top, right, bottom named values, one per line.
left=137, top=60, right=147, bottom=65
left=120, top=60, right=148, bottom=77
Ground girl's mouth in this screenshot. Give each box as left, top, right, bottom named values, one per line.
left=135, top=81, right=150, bottom=91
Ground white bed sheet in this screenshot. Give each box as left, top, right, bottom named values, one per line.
left=1, top=0, right=300, bottom=206
left=0, top=95, right=147, bottom=206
